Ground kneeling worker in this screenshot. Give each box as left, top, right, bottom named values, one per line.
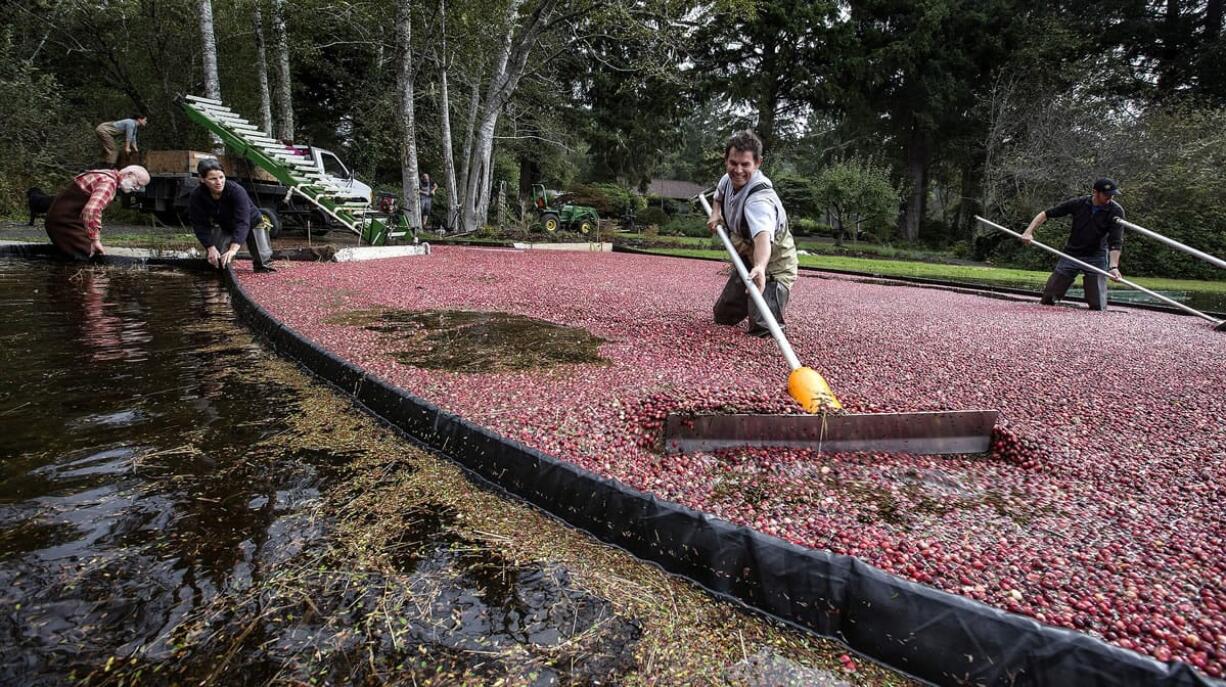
left=1021, top=177, right=1125, bottom=310
left=45, top=165, right=150, bottom=259
left=705, top=130, right=797, bottom=337
left=189, top=159, right=276, bottom=272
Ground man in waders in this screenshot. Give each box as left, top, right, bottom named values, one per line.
left=1021, top=177, right=1125, bottom=311
left=188, top=159, right=276, bottom=272
left=95, top=115, right=147, bottom=167
left=705, top=130, right=798, bottom=337
left=44, top=166, right=151, bottom=259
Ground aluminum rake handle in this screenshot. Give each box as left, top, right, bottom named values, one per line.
left=975, top=215, right=1225, bottom=326
left=699, top=193, right=803, bottom=370
left=1116, top=218, right=1226, bottom=271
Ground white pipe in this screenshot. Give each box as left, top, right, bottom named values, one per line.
left=975, top=215, right=1224, bottom=327
left=1116, top=218, right=1226, bottom=271
left=698, top=193, right=802, bottom=370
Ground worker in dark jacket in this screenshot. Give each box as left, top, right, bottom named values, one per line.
left=189, top=158, right=275, bottom=272
left=1021, top=177, right=1125, bottom=311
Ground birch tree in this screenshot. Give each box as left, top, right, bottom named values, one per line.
left=397, top=0, right=422, bottom=230
left=197, top=0, right=223, bottom=153
left=459, top=0, right=544, bottom=232
left=437, top=0, right=459, bottom=230
left=271, top=0, right=294, bottom=141
left=252, top=0, right=274, bottom=135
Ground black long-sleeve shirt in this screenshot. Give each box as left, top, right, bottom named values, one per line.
left=1044, top=195, right=1125, bottom=257
left=189, top=181, right=262, bottom=248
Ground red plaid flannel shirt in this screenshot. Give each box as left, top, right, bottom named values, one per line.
left=76, top=170, right=119, bottom=240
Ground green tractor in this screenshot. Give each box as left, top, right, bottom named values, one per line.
left=531, top=184, right=600, bottom=235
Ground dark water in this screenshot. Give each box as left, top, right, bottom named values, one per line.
left=0, top=263, right=641, bottom=685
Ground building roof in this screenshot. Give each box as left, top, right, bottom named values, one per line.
left=647, top=179, right=705, bottom=200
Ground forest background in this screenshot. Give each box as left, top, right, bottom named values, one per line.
left=2, top=0, right=1224, bottom=278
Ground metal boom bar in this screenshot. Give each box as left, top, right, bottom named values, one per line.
left=1116, top=218, right=1226, bottom=271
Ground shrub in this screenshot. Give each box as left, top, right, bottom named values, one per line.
left=638, top=206, right=669, bottom=228
left=790, top=218, right=833, bottom=237
left=569, top=183, right=642, bottom=216
left=664, top=215, right=709, bottom=237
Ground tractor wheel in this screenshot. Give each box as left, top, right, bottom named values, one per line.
left=577, top=219, right=595, bottom=235
left=258, top=208, right=283, bottom=239
left=541, top=213, right=561, bottom=233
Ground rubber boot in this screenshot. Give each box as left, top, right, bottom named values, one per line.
left=1083, top=273, right=1107, bottom=311
left=247, top=224, right=275, bottom=271
left=1040, top=272, right=1075, bottom=306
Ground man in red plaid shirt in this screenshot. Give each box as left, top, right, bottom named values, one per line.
left=44, top=165, right=150, bottom=258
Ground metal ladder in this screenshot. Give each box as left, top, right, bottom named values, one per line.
left=178, top=94, right=406, bottom=244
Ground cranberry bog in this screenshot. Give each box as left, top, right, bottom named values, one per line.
left=235, top=246, right=1225, bottom=683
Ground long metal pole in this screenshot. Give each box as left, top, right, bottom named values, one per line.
left=974, top=215, right=1225, bottom=327
left=698, top=193, right=803, bottom=370
left=1116, top=218, right=1226, bottom=270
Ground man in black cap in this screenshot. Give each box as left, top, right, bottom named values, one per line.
left=1020, top=177, right=1125, bottom=311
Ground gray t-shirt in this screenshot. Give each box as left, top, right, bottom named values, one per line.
left=714, top=171, right=787, bottom=242
left=111, top=119, right=140, bottom=145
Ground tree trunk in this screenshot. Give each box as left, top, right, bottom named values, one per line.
left=271, top=0, right=295, bottom=141
left=458, top=80, right=481, bottom=219
left=460, top=0, right=548, bottom=231
left=1157, top=0, right=1182, bottom=96
left=899, top=124, right=930, bottom=242
left=252, top=1, right=274, bottom=135
left=956, top=159, right=982, bottom=238
left=480, top=136, right=496, bottom=224
left=755, top=47, right=781, bottom=157
left=197, top=0, right=223, bottom=153
left=397, top=0, right=422, bottom=230
left=1208, top=0, right=1224, bottom=38
left=438, top=0, right=459, bottom=230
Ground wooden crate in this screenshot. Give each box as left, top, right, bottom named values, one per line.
left=135, top=150, right=280, bottom=183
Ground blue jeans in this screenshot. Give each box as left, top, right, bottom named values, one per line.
left=1041, top=253, right=1108, bottom=310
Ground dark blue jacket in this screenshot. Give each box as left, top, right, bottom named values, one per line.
left=189, top=181, right=262, bottom=248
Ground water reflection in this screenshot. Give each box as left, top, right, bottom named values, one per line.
left=0, top=263, right=314, bottom=681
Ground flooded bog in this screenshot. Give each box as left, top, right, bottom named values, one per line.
left=0, top=261, right=908, bottom=686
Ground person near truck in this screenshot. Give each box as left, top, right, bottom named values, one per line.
left=44, top=165, right=150, bottom=259
left=95, top=115, right=147, bottom=167
left=419, top=172, right=438, bottom=232
left=704, top=130, right=798, bottom=337
left=189, top=159, right=276, bottom=272
left=1020, top=177, right=1125, bottom=311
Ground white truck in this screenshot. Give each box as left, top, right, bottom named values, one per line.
left=127, top=147, right=373, bottom=237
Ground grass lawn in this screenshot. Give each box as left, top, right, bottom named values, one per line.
left=640, top=246, right=1226, bottom=303
left=106, top=232, right=199, bottom=250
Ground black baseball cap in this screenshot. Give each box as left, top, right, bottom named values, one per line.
left=1093, top=177, right=1121, bottom=196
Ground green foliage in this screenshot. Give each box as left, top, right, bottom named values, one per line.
left=663, top=215, right=709, bottom=237
left=772, top=172, right=822, bottom=221
left=568, top=183, right=642, bottom=215
left=638, top=206, right=669, bottom=228
left=812, top=158, right=898, bottom=242
left=0, top=30, right=88, bottom=215
left=790, top=218, right=832, bottom=237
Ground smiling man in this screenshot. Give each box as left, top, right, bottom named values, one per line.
left=705, top=130, right=797, bottom=337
